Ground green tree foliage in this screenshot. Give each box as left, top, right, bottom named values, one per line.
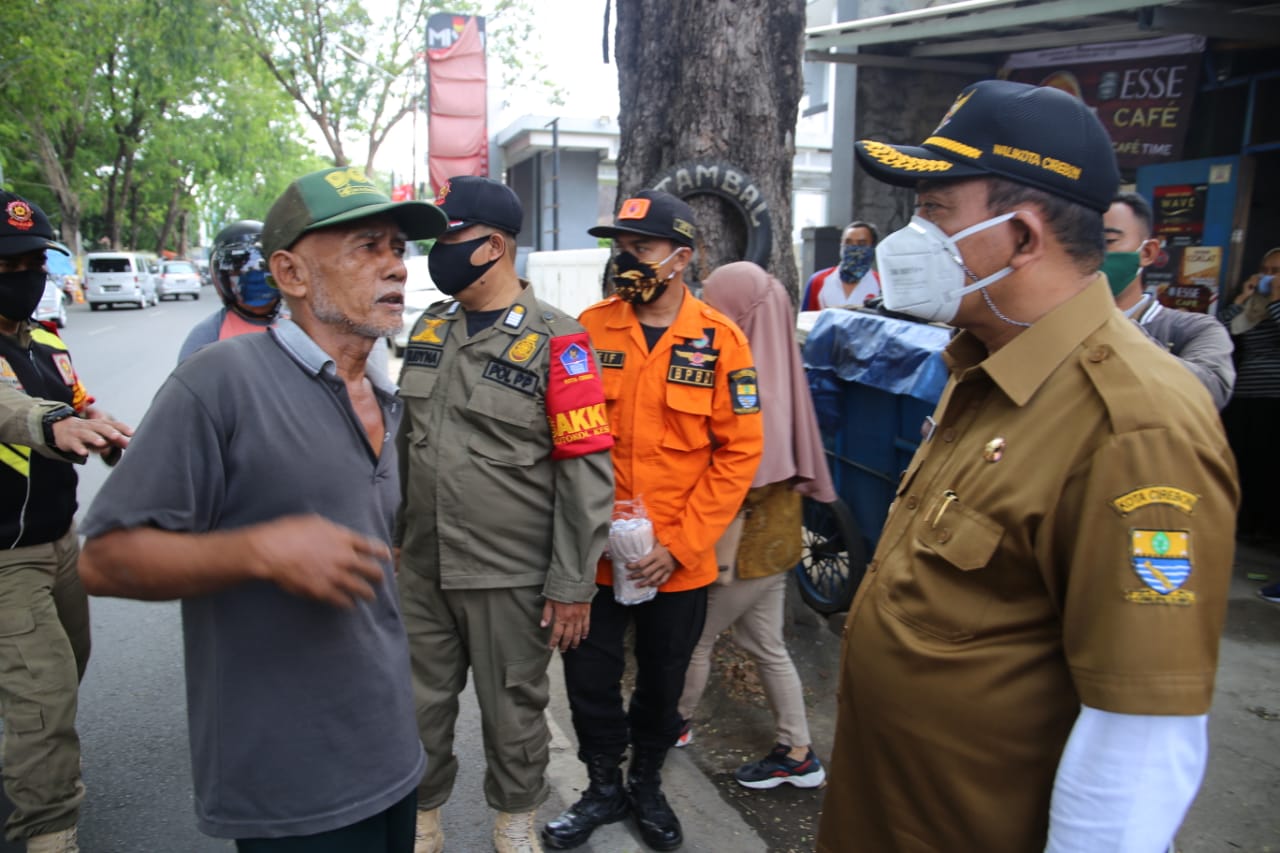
left=0, top=0, right=314, bottom=254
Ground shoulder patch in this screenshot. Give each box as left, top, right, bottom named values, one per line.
left=546, top=333, right=612, bottom=459
left=0, top=357, right=24, bottom=391
left=729, top=368, right=761, bottom=414
left=1111, top=486, right=1198, bottom=516
left=1125, top=529, right=1195, bottom=605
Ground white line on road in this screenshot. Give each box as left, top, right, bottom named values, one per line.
left=87, top=326, right=116, bottom=336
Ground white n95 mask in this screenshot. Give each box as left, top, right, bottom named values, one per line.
left=875, top=213, right=1018, bottom=323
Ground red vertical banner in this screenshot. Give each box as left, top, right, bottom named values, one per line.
left=426, top=14, right=488, bottom=194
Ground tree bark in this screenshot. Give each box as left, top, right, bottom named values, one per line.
left=614, top=0, right=805, bottom=299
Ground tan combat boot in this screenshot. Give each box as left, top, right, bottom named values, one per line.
left=27, top=827, right=80, bottom=853
left=493, top=810, right=542, bottom=853
left=414, top=807, right=444, bottom=853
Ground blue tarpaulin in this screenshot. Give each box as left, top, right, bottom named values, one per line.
left=803, top=308, right=950, bottom=400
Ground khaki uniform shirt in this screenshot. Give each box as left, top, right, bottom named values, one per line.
left=396, top=285, right=614, bottom=603
left=818, top=278, right=1238, bottom=853
left=0, top=383, right=64, bottom=458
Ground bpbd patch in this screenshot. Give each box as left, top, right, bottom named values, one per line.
left=483, top=359, right=539, bottom=396
left=729, top=368, right=761, bottom=414
left=668, top=333, right=719, bottom=388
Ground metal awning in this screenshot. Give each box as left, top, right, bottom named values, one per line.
left=805, top=0, right=1280, bottom=73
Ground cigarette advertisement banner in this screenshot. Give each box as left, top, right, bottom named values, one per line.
left=1004, top=35, right=1204, bottom=169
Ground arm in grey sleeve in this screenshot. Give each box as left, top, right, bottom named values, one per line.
left=1216, top=303, right=1242, bottom=324
left=544, top=450, right=615, bottom=604
left=1169, top=316, right=1236, bottom=410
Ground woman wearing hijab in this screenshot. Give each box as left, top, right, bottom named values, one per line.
left=1219, top=247, right=1280, bottom=594
left=676, top=261, right=838, bottom=789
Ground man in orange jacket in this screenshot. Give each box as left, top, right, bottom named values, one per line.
left=543, top=191, right=763, bottom=851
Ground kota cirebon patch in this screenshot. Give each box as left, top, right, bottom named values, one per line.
left=0, top=357, right=24, bottom=391
left=729, top=368, right=761, bottom=414
left=1111, top=486, right=1198, bottom=516
left=1125, top=529, right=1195, bottom=605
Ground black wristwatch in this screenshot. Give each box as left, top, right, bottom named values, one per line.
left=40, top=405, right=77, bottom=449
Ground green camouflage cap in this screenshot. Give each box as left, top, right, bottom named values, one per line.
left=262, top=166, right=448, bottom=256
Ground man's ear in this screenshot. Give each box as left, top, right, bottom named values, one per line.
left=269, top=250, right=307, bottom=300
left=1007, top=209, right=1046, bottom=271
left=1138, top=236, right=1161, bottom=269
left=670, top=246, right=692, bottom=275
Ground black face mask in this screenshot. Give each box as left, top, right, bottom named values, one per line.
left=0, top=269, right=47, bottom=322
left=428, top=234, right=501, bottom=296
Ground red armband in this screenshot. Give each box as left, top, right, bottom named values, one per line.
left=546, top=333, right=613, bottom=460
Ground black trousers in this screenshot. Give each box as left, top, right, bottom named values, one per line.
left=235, top=789, right=416, bottom=853
left=1221, top=395, right=1280, bottom=537
left=561, top=585, right=707, bottom=758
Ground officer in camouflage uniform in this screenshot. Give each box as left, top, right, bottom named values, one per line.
left=0, top=190, right=127, bottom=853
left=396, top=177, right=614, bottom=853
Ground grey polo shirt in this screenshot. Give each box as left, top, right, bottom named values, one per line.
left=81, top=320, right=424, bottom=839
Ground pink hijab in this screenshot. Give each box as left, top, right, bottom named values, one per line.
left=704, top=262, right=837, bottom=502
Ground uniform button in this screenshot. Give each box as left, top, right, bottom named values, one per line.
left=905, top=496, right=919, bottom=510
left=942, top=428, right=957, bottom=442
left=936, top=528, right=951, bottom=544
left=1088, top=345, right=1111, bottom=363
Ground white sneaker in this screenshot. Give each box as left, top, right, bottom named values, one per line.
left=414, top=807, right=444, bottom=853
left=493, top=809, right=542, bottom=853
left=27, top=827, right=80, bottom=853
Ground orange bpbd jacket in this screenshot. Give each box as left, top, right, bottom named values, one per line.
left=579, top=288, right=764, bottom=591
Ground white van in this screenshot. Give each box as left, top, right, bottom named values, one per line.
left=84, top=252, right=158, bottom=310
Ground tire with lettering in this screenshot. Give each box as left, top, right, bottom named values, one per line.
left=650, top=161, right=772, bottom=268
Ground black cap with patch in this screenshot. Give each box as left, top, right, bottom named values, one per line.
left=854, top=79, right=1119, bottom=213
left=0, top=191, right=69, bottom=257
left=589, top=190, right=696, bottom=248
left=434, top=176, right=523, bottom=236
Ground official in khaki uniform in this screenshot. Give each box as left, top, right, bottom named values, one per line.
left=395, top=177, right=614, bottom=853
left=0, top=191, right=129, bottom=853
left=817, top=81, right=1239, bottom=853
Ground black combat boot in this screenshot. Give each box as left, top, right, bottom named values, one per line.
left=542, top=753, right=630, bottom=850
left=627, top=747, right=683, bottom=851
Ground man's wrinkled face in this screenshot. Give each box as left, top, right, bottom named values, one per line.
left=296, top=216, right=407, bottom=338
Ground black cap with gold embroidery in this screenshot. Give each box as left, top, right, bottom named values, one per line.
left=589, top=190, right=696, bottom=248
left=854, top=79, right=1119, bottom=213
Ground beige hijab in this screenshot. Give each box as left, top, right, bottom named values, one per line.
left=703, top=262, right=837, bottom=502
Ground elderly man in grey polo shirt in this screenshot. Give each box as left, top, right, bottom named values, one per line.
left=78, top=167, right=446, bottom=853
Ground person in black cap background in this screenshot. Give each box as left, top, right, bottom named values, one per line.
left=817, top=81, right=1238, bottom=853
left=0, top=189, right=133, bottom=853
left=542, top=190, right=762, bottom=851
left=395, top=175, right=615, bottom=853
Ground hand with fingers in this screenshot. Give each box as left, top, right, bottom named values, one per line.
left=542, top=599, right=591, bottom=651
left=628, top=542, right=677, bottom=588
left=250, top=514, right=391, bottom=608
left=52, top=414, right=132, bottom=460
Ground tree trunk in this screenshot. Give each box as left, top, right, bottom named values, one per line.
left=614, top=0, right=805, bottom=300
left=156, top=181, right=183, bottom=255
